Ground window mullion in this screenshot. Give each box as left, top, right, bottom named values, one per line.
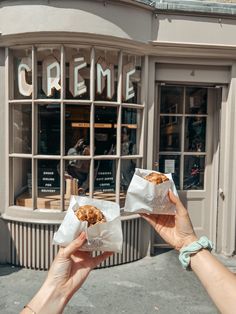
left=180, top=87, right=186, bottom=190
left=89, top=47, right=95, bottom=197
left=60, top=45, right=65, bottom=211
left=32, top=46, right=37, bottom=209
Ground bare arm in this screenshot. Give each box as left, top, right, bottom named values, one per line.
left=141, top=191, right=236, bottom=314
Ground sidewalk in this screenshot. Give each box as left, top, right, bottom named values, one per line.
left=0, top=249, right=227, bottom=314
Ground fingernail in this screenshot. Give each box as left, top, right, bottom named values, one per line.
left=79, top=231, right=86, bottom=240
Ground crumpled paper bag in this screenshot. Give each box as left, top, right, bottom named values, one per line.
left=124, top=168, right=178, bottom=214
left=53, top=196, right=123, bottom=253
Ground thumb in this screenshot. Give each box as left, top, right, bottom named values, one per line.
left=168, top=189, right=187, bottom=216
left=63, top=232, right=87, bottom=258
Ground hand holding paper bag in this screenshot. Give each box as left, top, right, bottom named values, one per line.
left=124, top=168, right=178, bottom=214
left=53, top=196, right=123, bottom=253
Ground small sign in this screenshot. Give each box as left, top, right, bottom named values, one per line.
left=164, top=159, right=175, bottom=173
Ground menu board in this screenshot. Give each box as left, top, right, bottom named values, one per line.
left=38, top=167, right=60, bottom=194
left=94, top=161, right=115, bottom=192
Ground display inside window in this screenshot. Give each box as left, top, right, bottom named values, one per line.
left=185, top=87, right=207, bottom=114
left=122, top=54, right=141, bottom=104
left=121, top=108, right=141, bottom=155
left=160, top=117, right=182, bottom=152
left=11, top=104, right=32, bottom=154
left=37, top=159, right=61, bottom=209
left=13, top=158, right=32, bottom=207
left=158, top=155, right=180, bottom=189
left=12, top=49, right=32, bottom=100
left=37, top=47, right=61, bottom=99
left=184, top=156, right=205, bottom=190
left=65, top=47, right=91, bottom=100
left=94, top=106, right=117, bottom=155
left=120, top=158, right=142, bottom=207
left=185, top=117, right=206, bottom=152
left=38, top=104, right=60, bottom=155
left=94, top=159, right=116, bottom=201
left=160, top=86, right=183, bottom=114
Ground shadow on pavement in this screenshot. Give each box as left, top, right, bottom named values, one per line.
left=0, top=264, right=22, bottom=276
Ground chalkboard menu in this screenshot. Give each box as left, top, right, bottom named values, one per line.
left=38, top=167, right=60, bottom=194
left=94, top=161, right=115, bottom=192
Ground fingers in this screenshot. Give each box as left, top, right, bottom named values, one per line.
left=63, top=232, right=87, bottom=258
left=140, top=213, right=158, bottom=229
left=168, top=190, right=187, bottom=216
left=91, top=252, right=113, bottom=268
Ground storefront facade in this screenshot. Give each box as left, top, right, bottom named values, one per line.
left=0, top=0, right=236, bottom=269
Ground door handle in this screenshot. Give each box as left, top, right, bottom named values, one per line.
left=219, top=188, right=225, bottom=200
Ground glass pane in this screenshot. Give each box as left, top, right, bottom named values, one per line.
left=158, top=155, right=180, bottom=190
left=160, top=117, right=182, bottom=152
left=11, top=104, right=32, bottom=154
left=122, top=54, right=141, bottom=104
left=185, top=117, right=206, bottom=152
left=160, top=86, right=183, bottom=114
left=38, top=104, right=60, bottom=155
left=184, top=156, right=205, bottom=190
left=65, top=47, right=90, bottom=100
left=65, top=105, right=90, bottom=154
left=185, top=87, right=207, bottom=114
left=94, top=159, right=116, bottom=202
left=120, top=158, right=141, bottom=208
left=121, top=108, right=141, bottom=155
left=37, top=159, right=61, bottom=209
left=13, top=158, right=32, bottom=207
left=37, top=47, right=61, bottom=99
left=94, top=106, right=117, bottom=155
left=12, top=48, right=32, bottom=100
left=95, top=49, right=118, bottom=101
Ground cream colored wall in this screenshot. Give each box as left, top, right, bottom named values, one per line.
left=0, top=0, right=152, bottom=43
left=154, top=13, right=236, bottom=46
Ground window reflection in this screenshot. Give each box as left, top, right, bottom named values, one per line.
left=12, top=49, right=32, bottom=100
left=185, top=87, right=207, bottom=114
left=160, top=117, right=182, bottom=152
left=160, top=86, right=183, bottom=114
left=12, top=104, right=32, bottom=154
left=184, top=156, right=205, bottom=190
left=122, top=54, right=141, bottom=104
left=185, top=117, right=206, bottom=152
left=37, top=48, right=61, bottom=99
left=95, top=49, right=118, bottom=101
left=38, top=104, right=60, bottom=155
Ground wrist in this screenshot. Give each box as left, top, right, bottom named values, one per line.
left=27, top=281, right=67, bottom=314
left=180, top=235, right=198, bottom=251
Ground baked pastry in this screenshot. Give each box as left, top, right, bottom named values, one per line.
left=75, top=205, right=106, bottom=227
left=144, top=172, right=169, bottom=185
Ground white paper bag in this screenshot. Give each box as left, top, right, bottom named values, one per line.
left=53, top=196, right=123, bottom=253
left=124, top=168, right=178, bottom=214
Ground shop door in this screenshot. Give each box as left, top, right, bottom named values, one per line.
left=152, top=84, right=220, bottom=250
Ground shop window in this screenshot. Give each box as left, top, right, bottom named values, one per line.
left=158, top=85, right=207, bottom=190
left=8, top=47, right=145, bottom=211
left=11, top=103, right=32, bottom=154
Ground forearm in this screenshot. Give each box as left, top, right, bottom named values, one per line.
left=20, top=281, right=67, bottom=314
left=191, top=249, right=236, bottom=314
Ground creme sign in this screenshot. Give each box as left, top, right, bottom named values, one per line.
left=18, top=55, right=136, bottom=101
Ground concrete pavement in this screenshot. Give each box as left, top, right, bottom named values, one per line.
left=0, top=249, right=227, bottom=314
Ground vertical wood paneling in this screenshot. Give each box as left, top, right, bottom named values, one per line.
left=6, top=217, right=142, bottom=269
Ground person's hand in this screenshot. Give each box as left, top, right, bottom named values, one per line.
left=22, top=232, right=112, bottom=314
left=141, top=190, right=197, bottom=251
left=45, top=232, right=112, bottom=302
